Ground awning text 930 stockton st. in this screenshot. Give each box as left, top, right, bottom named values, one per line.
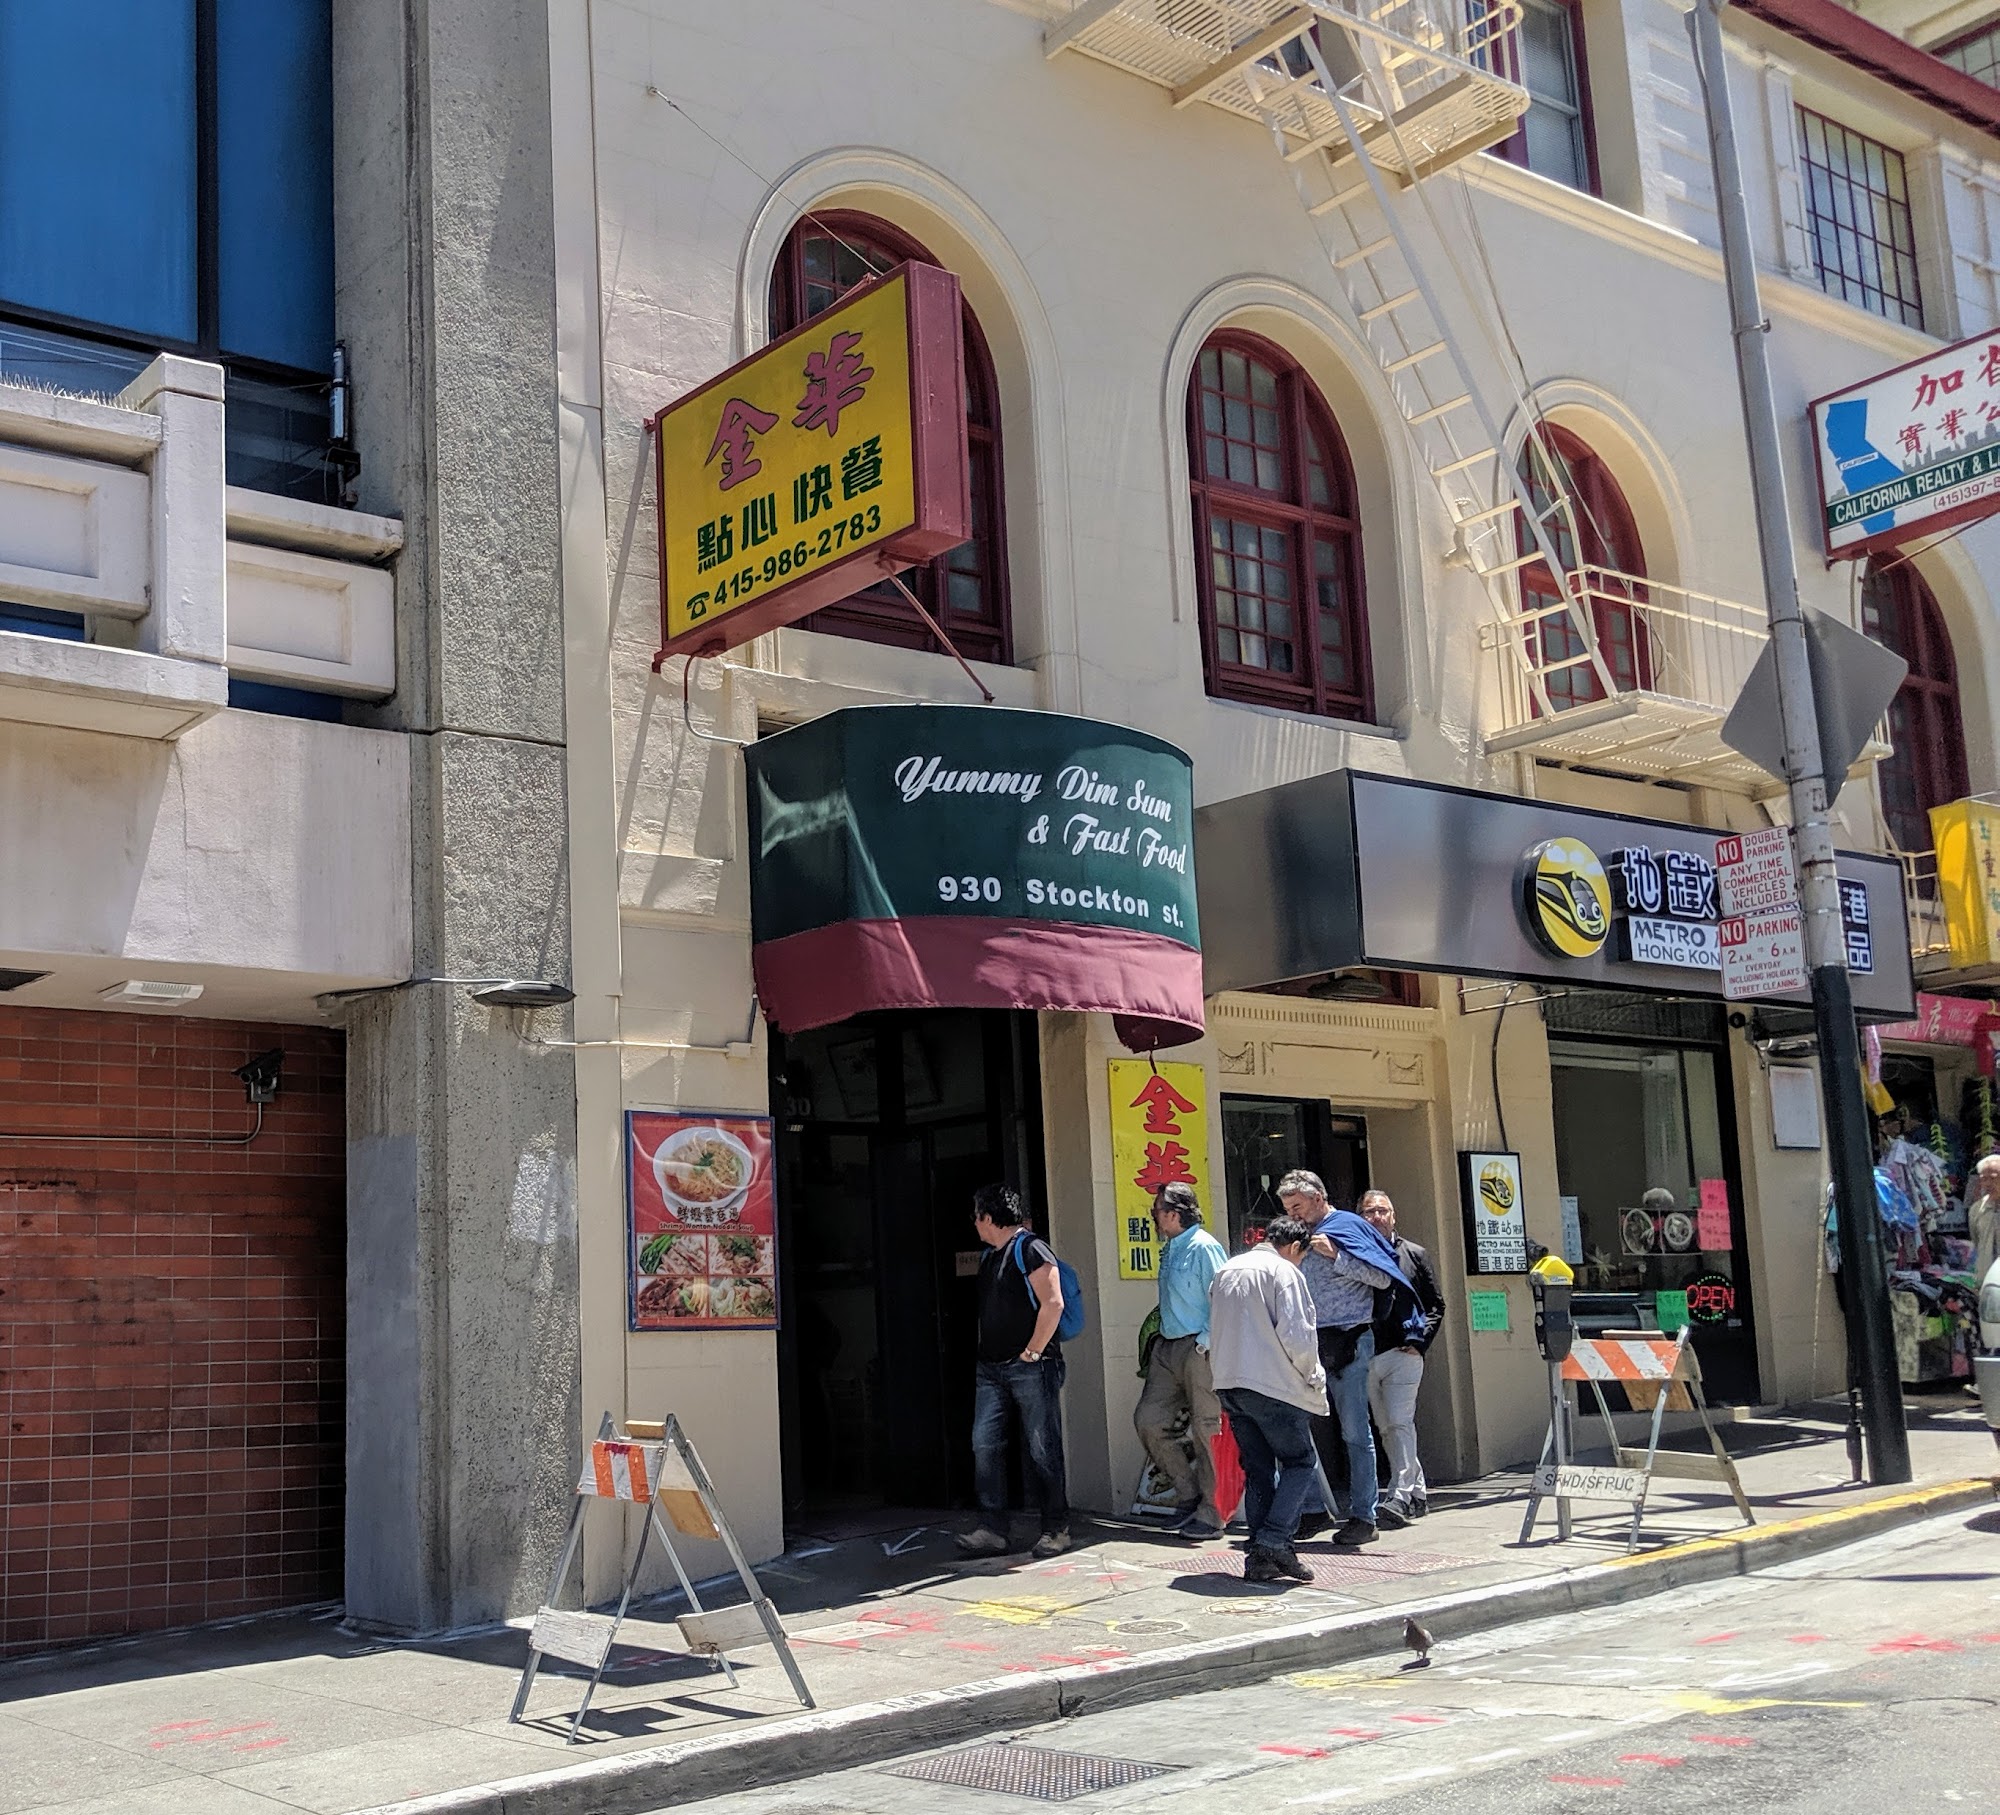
left=1194, top=769, right=1917, bottom=1020
left=746, top=706, right=1204, bottom=1049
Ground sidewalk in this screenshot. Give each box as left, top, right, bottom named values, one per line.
left=0, top=1399, right=1992, bottom=1815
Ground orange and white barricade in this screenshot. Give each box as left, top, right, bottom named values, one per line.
left=510, top=1412, right=812, bottom=1741
left=1520, top=1328, right=1753, bottom=1552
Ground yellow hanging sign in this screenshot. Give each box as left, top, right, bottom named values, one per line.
left=1108, top=1059, right=1211, bottom=1281
left=1930, top=797, right=2000, bottom=967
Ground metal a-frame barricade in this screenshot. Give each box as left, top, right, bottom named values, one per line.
left=1520, top=1328, right=1755, bottom=1554
left=510, top=1412, right=813, bottom=1741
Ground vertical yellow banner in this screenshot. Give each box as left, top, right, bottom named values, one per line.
left=1108, top=1059, right=1211, bottom=1281
left=1931, top=797, right=2000, bottom=967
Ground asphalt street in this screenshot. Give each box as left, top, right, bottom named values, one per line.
left=653, top=1504, right=2000, bottom=1813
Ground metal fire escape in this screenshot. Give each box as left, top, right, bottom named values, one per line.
left=1044, top=0, right=1625, bottom=716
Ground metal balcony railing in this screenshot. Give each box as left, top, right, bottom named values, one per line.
left=1043, top=0, right=1529, bottom=184
left=1899, top=846, right=1952, bottom=965
left=1481, top=564, right=1889, bottom=792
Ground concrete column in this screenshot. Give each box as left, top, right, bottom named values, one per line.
left=120, top=354, right=227, bottom=666
left=332, top=0, right=579, bottom=1631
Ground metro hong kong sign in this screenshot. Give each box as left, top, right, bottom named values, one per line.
left=650, top=262, right=970, bottom=663
left=1811, top=331, right=2000, bottom=560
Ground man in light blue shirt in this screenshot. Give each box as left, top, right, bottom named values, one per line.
left=1134, top=1181, right=1229, bottom=1536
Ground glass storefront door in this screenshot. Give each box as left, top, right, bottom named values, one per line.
left=771, top=1009, right=1043, bottom=1518
left=1549, top=1034, right=1760, bottom=1403
left=1219, top=1095, right=1370, bottom=1250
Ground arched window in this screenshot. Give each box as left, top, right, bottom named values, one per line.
left=1864, top=560, right=1968, bottom=853
left=1516, top=426, right=1649, bottom=712
left=1187, top=332, right=1371, bottom=719
left=768, top=212, right=1009, bottom=663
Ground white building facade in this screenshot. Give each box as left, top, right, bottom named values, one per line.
left=9, top=0, right=2000, bottom=1650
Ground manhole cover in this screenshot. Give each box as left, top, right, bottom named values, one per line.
left=1106, top=1616, right=1188, bottom=1636
left=885, top=1743, right=1180, bottom=1801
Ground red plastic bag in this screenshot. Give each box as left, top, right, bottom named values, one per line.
left=1210, top=1414, right=1245, bottom=1525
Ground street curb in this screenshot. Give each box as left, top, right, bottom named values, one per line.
left=368, top=1476, right=1998, bottom=1815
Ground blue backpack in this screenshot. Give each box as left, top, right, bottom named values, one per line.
left=1012, top=1232, right=1087, bottom=1343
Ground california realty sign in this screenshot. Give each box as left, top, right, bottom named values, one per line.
left=1811, top=331, right=2000, bottom=560
left=745, top=706, right=1203, bottom=1047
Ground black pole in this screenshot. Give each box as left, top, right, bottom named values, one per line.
left=1813, top=966, right=1911, bottom=1480
left=1689, top=0, right=1910, bottom=1483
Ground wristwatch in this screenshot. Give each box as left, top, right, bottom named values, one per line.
left=1022, top=1348, right=1043, bottom=1363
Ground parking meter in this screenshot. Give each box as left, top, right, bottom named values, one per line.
left=1530, top=1254, right=1575, bottom=1362
left=1529, top=1256, right=1576, bottom=1537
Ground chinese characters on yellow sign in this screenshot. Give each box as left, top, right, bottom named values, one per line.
left=1109, top=1059, right=1210, bottom=1281
left=1931, top=797, right=2000, bottom=967
left=651, top=262, right=969, bottom=663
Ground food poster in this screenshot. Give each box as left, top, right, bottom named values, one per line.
left=628, top=1111, right=778, bottom=1331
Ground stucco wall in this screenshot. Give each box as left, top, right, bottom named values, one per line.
left=551, top=0, right=2000, bottom=1536
left=0, top=710, right=411, bottom=1016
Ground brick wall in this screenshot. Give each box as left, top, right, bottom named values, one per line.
left=0, top=1008, right=345, bottom=1656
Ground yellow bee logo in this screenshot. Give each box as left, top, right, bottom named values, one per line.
left=1522, top=838, right=1610, bottom=959
left=1479, top=1161, right=1517, bottom=1212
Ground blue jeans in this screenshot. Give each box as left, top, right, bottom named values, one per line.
left=1312, top=1325, right=1379, bottom=1526
left=972, top=1355, right=1068, bottom=1533
left=1218, top=1387, right=1319, bottom=1554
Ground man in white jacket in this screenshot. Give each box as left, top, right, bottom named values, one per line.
left=1207, top=1215, right=1328, bottom=1584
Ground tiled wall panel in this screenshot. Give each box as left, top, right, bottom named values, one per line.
left=0, top=1009, right=344, bottom=1656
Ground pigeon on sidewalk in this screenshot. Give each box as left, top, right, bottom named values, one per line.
left=1402, top=1615, right=1435, bottom=1669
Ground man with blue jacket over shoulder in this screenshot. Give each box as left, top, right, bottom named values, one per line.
left=1276, top=1169, right=1424, bottom=1547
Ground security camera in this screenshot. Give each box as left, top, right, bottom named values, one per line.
left=234, top=1049, right=283, bottom=1105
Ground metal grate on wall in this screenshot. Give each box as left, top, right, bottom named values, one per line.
left=1540, top=988, right=1728, bottom=1046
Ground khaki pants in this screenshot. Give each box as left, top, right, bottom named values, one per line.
left=1366, top=1345, right=1426, bottom=1506
left=1134, top=1334, right=1222, bottom=1523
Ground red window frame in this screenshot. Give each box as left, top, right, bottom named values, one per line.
left=768, top=211, right=1010, bottom=664
left=1932, top=19, right=2000, bottom=92
left=1516, top=425, right=1650, bottom=712
left=1863, top=560, right=1969, bottom=854
left=1488, top=0, right=1601, bottom=196
left=1186, top=330, right=1373, bottom=722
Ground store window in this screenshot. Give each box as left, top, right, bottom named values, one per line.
left=1548, top=1015, right=1759, bottom=1405
left=1187, top=332, right=1373, bottom=721
left=1515, top=425, right=1649, bottom=711
left=768, top=213, right=1011, bottom=665
left=0, top=0, right=338, bottom=499
left=1489, top=0, right=1595, bottom=192
left=1935, top=19, right=2000, bottom=88
left=1864, top=560, right=1969, bottom=856
left=1796, top=108, right=1924, bottom=329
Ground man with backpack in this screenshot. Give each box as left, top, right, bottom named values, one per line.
left=1134, top=1181, right=1229, bottom=1537
left=959, top=1182, right=1077, bottom=1559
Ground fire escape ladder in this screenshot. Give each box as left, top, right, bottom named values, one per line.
left=1260, top=21, right=1619, bottom=717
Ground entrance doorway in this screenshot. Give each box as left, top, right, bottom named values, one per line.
left=1219, top=1095, right=1371, bottom=1248
left=1548, top=1016, right=1760, bottom=1404
left=772, top=1009, right=1044, bottom=1520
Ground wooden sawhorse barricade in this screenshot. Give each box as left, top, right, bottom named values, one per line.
left=1521, top=1328, right=1754, bottom=1554
left=510, top=1413, right=814, bottom=1741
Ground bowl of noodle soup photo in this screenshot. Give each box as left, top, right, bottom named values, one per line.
left=652, top=1124, right=755, bottom=1225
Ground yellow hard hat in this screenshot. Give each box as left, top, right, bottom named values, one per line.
left=1529, top=1254, right=1574, bottom=1285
